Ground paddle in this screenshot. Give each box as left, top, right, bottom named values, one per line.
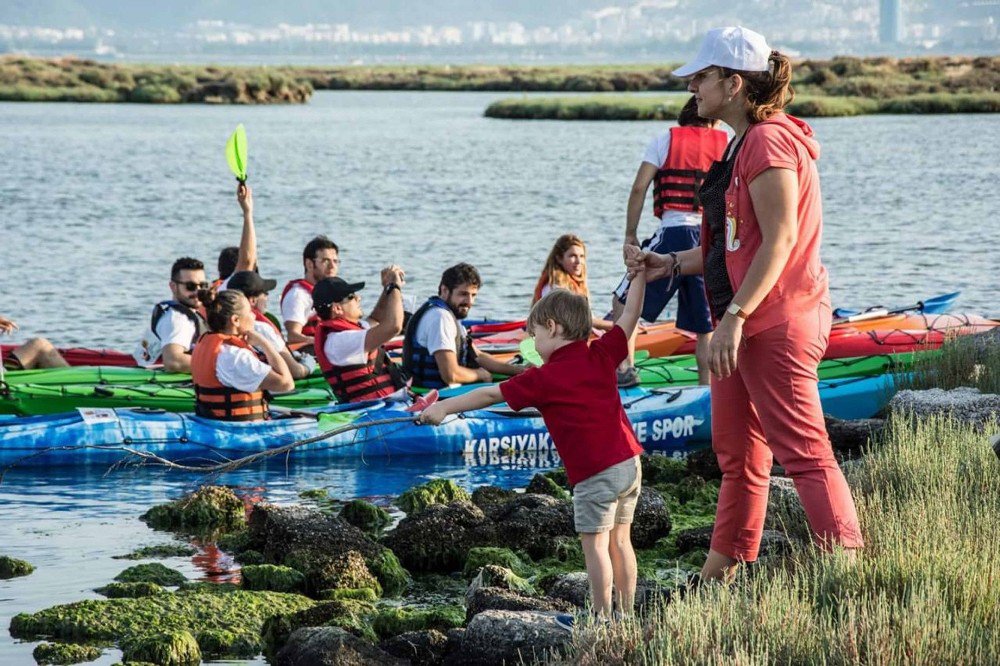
left=225, top=124, right=248, bottom=183
left=832, top=292, right=961, bottom=325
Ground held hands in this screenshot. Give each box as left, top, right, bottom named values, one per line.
left=0, top=316, right=18, bottom=335
left=623, top=245, right=645, bottom=277
left=707, top=314, right=744, bottom=379
left=381, top=265, right=406, bottom=288
left=625, top=247, right=673, bottom=282
left=237, top=183, right=253, bottom=215
left=622, top=235, right=639, bottom=261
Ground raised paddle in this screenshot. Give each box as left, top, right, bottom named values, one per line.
left=225, top=123, right=248, bottom=183
left=832, top=292, right=961, bottom=325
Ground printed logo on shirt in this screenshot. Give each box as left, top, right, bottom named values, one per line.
left=725, top=215, right=741, bottom=251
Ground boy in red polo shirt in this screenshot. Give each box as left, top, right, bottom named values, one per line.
left=419, top=256, right=647, bottom=625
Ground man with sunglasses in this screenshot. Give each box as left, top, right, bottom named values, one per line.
left=312, top=270, right=408, bottom=404
left=133, top=257, right=209, bottom=372
left=281, top=235, right=341, bottom=348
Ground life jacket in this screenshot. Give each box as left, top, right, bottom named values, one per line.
left=402, top=297, right=478, bottom=389
left=314, top=318, right=405, bottom=403
left=281, top=279, right=320, bottom=336
left=532, top=272, right=589, bottom=305
left=211, top=277, right=226, bottom=292
left=252, top=308, right=282, bottom=335
left=133, top=300, right=209, bottom=367
left=190, top=333, right=269, bottom=421
left=653, top=126, right=729, bottom=217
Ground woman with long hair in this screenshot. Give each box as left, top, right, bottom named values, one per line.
left=190, top=290, right=294, bottom=421
left=628, top=26, right=863, bottom=581
left=533, top=234, right=613, bottom=331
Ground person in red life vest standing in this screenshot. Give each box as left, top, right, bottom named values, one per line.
left=628, top=26, right=863, bottom=582
left=0, top=315, right=68, bottom=369
left=612, top=95, right=727, bottom=387
left=226, top=270, right=316, bottom=380
left=212, top=183, right=259, bottom=292
left=533, top=234, right=613, bottom=332
left=312, top=270, right=408, bottom=404
left=190, top=290, right=294, bottom=421
left=280, top=235, right=341, bottom=348
left=133, top=257, right=210, bottom=372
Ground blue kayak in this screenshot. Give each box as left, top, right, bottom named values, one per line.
left=0, top=374, right=894, bottom=468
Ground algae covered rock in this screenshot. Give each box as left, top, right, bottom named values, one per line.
left=240, top=564, right=305, bottom=593
left=283, top=549, right=381, bottom=597
left=467, top=564, right=536, bottom=597
left=275, top=626, right=406, bottom=666
left=539, top=571, right=590, bottom=608
left=113, top=544, right=197, bottom=560
left=114, top=563, right=186, bottom=587
left=95, top=582, right=166, bottom=599
left=371, top=605, right=465, bottom=640
left=525, top=473, right=571, bottom=500
left=383, top=501, right=495, bottom=573
left=366, top=548, right=410, bottom=597
left=262, top=599, right=378, bottom=653
left=470, top=485, right=518, bottom=510
left=486, top=494, right=574, bottom=559
left=396, top=479, right=470, bottom=516
left=462, top=547, right=532, bottom=578
left=141, top=486, right=245, bottom=533
left=339, top=499, right=392, bottom=534
left=379, top=629, right=449, bottom=665
left=0, top=554, right=35, bottom=579
left=195, top=629, right=258, bottom=659
left=452, top=610, right=571, bottom=665
left=247, top=504, right=381, bottom=563
left=631, top=487, right=672, bottom=548
left=317, top=587, right=379, bottom=602
left=121, top=630, right=201, bottom=666
left=31, top=642, right=101, bottom=665
left=542, top=467, right=569, bottom=489
left=465, top=587, right=573, bottom=623
left=641, top=453, right=689, bottom=485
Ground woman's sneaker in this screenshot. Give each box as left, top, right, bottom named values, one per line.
left=553, top=613, right=575, bottom=632
left=616, top=366, right=640, bottom=388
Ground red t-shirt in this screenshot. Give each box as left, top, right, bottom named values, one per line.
left=498, top=325, right=644, bottom=485
left=721, top=113, right=831, bottom=337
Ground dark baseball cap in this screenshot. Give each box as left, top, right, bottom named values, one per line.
left=227, top=270, right=277, bottom=295
left=313, top=277, right=366, bottom=307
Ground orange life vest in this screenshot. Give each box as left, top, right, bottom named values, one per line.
left=190, top=333, right=269, bottom=421
left=653, top=126, right=729, bottom=217
left=280, top=279, right=319, bottom=336
left=314, top=318, right=401, bottom=403
left=532, top=272, right=589, bottom=305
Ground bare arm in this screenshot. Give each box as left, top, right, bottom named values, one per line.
left=418, top=385, right=505, bottom=425
left=625, top=163, right=658, bottom=246
left=475, top=351, right=525, bottom=377
left=279, top=348, right=312, bottom=379
left=617, top=248, right=647, bottom=338
left=284, top=322, right=311, bottom=347
left=247, top=331, right=295, bottom=393
left=235, top=184, right=258, bottom=274
left=433, top=350, right=492, bottom=385
left=161, top=343, right=192, bottom=373
left=364, top=289, right=404, bottom=353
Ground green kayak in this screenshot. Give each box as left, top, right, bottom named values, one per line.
left=0, top=365, right=330, bottom=388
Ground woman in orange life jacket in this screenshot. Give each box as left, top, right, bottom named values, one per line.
left=532, top=234, right=613, bottom=333
left=190, top=290, right=295, bottom=421
left=628, top=27, right=863, bottom=582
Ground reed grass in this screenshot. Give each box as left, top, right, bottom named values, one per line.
left=556, top=412, right=1000, bottom=664
left=899, top=332, right=1000, bottom=394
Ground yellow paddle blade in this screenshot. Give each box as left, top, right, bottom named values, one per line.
left=225, top=123, right=248, bottom=182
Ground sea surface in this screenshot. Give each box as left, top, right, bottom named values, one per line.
left=1, top=92, right=998, bottom=664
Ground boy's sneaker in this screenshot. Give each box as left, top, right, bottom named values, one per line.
left=553, top=613, right=575, bottom=632
left=617, top=366, right=640, bottom=388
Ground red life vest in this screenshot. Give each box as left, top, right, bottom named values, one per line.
left=653, top=126, right=729, bottom=217
left=252, top=308, right=281, bottom=335
left=280, top=279, right=319, bottom=336
left=190, top=333, right=269, bottom=421
left=314, top=318, right=400, bottom=403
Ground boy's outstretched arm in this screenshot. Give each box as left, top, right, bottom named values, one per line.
left=617, top=246, right=647, bottom=338
left=418, top=385, right=504, bottom=425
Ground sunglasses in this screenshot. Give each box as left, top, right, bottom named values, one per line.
left=177, top=281, right=210, bottom=291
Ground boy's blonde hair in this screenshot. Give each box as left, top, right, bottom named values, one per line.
left=526, top=288, right=592, bottom=341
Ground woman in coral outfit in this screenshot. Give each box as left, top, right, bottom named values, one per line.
left=629, top=26, right=863, bottom=581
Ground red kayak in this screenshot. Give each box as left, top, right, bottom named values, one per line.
left=2, top=345, right=138, bottom=368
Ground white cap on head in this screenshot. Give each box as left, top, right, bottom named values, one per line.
left=672, top=26, right=772, bottom=77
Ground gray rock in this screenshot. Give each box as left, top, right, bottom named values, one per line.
left=248, top=504, right=380, bottom=563
left=631, top=488, right=672, bottom=548
left=486, top=494, right=575, bottom=559
left=446, top=610, right=571, bottom=665
left=634, top=578, right=675, bottom=612
left=757, top=530, right=794, bottom=558
left=674, top=524, right=714, bottom=554
left=275, top=626, right=406, bottom=666
left=890, top=387, right=1000, bottom=427
left=379, top=629, right=448, bottom=665
left=465, top=587, right=574, bottom=622
left=470, top=485, right=518, bottom=510
left=765, top=477, right=810, bottom=542
left=540, top=571, right=589, bottom=608
left=825, top=416, right=886, bottom=454
left=382, top=501, right=496, bottom=573
left=685, top=448, right=722, bottom=480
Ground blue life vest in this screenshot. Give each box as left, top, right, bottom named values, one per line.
left=402, top=297, right=478, bottom=389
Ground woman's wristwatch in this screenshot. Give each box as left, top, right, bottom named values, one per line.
left=384, top=283, right=401, bottom=294
left=726, top=302, right=749, bottom=320
left=668, top=252, right=681, bottom=277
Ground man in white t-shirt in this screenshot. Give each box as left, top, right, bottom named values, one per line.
left=134, top=257, right=209, bottom=372
left=280, top=235, right=341, bottom=348
left=227, top=270, right=316, bottom=380
left=402, top=263, right=525, bottom=389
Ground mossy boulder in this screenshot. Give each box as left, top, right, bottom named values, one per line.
left=486, top=494, right=575, bottom=559
left=113, top=544, right=197, bottom=560
left=542, top=468, right=570, bottom=489
left=240, top=564, right=305, bottom=593
left=462, top=547, right=532, bottom=578
left=194, top=628, right=258, bottom=659
left=0, top=554, right=35, bottom=579
left=371, top=605, right=465, bottom=640
left=31, top=642, right=101, bottom=665
left=631, top=487, right=672, bottom=549
left=261, top=599, right=378, bottom=654
left=366, top=548, right=411, bottom=597
left=379, top=629, right=449, bottom=664
left=114, top=563, right=187, bottom=587
left=141, top=486, right=245, bottom=533
left=96, top=582, right=166, bottom=599
left=383, top=501, right=496, bottom=573
left=642, top=454, right=689, bottom=485
left=176, top=581, right=240, bottom=594
left=339, top=499, right=392, bottom=534
left=470, top=485, right=518, bottom=510
left=396, top=479, right=471, bottom=516
left=121, top=629, right=201, bottom=666
left=317, top=587, right=379, bottom=602
left=283, top=549, right=381, bottom=597
left=468, top=564, right=537, bottom=597
left=246, top=504, right=381, bottom=563
left=525, top=473, right=571, bottom=500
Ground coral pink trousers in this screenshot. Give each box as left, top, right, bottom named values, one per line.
left=709, top=305, right=864, bottom=561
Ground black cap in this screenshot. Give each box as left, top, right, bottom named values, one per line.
left=313, top=277, right=366, bottom=307
left=227, top=270, right=277, bottom=295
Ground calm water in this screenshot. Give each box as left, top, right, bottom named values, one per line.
left=1, top=92, right=998, bottom=663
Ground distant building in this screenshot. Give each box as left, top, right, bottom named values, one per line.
left=880, top=0, right=903, bottom=43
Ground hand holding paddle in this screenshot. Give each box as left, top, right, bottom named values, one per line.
left=225, top=123, right=248, bottom=183
left=237, top=182, right=253, bottom=216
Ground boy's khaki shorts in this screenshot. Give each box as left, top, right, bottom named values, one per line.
left=572, top=455, right=642, bottom=533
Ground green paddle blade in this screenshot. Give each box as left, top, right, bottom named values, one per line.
left=225, top=124, right=248, bottom=182
left=519, top=337, right=542, bottom=367
left=317, top=410, right=362, bottom=432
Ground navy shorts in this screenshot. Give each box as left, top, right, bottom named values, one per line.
left=614, top=225, right=713, bottom=334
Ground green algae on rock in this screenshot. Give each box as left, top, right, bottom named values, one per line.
left=470, top=485, right=518, bottom=510
left=317, top=587, right=380, bottom=602
left=525, top=474, right=571, bottom=500
left=114, top=563, right=187, bottom=587
left=462, top=547, right=533, bottom=578
left=283, top=549, right=382, bottom=597
left=121, top=629, right=200, bottom=666
left=240, top=564, right=305, bottom=593
left=371, top=606, right=465, bottom=640
left=261, top=599, right=378, bottom=654
left=194, top=628, right=259, bottom=659
left=396, top=479, right=471, bottom=516
left=141, top=486, right=245, bottom=533
left=95, top=582, right=167, bottom=599
left=366, top=548, right=411, bottom=598
left=0, top=554, right=35, bottom=579
left=339, top=499, right=392, bottom=534
left=112, top=544, right=197, bottom=560
left=31, top=642, right=101, bottom=665
left=471, top=564, right=537, bottom=596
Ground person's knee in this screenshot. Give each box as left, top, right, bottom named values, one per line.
left=24, top=337, right=54, bottom=353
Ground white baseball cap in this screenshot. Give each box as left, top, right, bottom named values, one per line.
left=672, top=26, right=772, bottom=77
